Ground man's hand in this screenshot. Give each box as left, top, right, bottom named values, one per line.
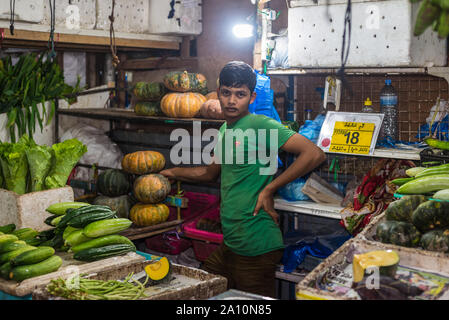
left=253, top=187, right=279, bottom=225
left=159, top=168, right=176, bottom=184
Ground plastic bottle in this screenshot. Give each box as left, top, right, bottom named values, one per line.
left=379, top=79, right=399, bottom=141
left=361, top=98, right=374, bottom=113
left=305, top=108, right=313, bottom=120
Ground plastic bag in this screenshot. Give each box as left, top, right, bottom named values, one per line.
left=277, top=175, right=310, bottom=201
left=268, top=30, right=289, bottom=69
left=298, top=113, right=325, bottom=144
left=249, top=71, right=282, bottom=123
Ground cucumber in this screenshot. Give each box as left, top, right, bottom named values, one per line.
left=50, top=215, right=65, bottom=227
left=0, top=241, right=27, bottom=254
left=390, top=177, right=414, bottom=186
left=397, top=174, right=449, bottom=194
left=46, top=202, right=91, bottom=216
left=433, top=189, right=449, bottom=201
left=415, top=163, right=449, bottom=179
left=71, top=235, right=135, bottom=254
left=0, top=234, right=19, bottom=247
left=73, top=243, right=136, bottom=262
left=37, top=229, right=56, bottom=241
left=56, top=205, right=113, bottom=230
left=0, top=224, right=16, bottom=234
left=406, top=167, right=426, bottom=177
left=67, top=210, right=117, bottom=229
left=10, top=255, right=63, bottom=282
left=83, top=219, right=132, bottom=238
left=0, top=262, right=12, bottom=279
left=64, top=230, right=92, bottom=247
left=0, top=246, right=36, bottom=264
left=12, top=228, right=39, bottom=240
left=24, top=238, right=45, bottom=246
left=62, top=226, right=80, bottom=241
left=10, top=246, right=55, bottom=267
left=424, top=137, right=449, bottom=151
left=44, top=215, right=59, bottom=226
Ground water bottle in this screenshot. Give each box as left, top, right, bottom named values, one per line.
left=305, top=108, right=313, bottom=120
left=379, top=79, right=399, bottom=141
left=361, top=97, right=374, bottom=113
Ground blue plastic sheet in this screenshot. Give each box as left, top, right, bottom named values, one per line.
left=282, top=231, right=351, bottom=273
left=277, top=175, right=310, bottom=201
left=298, top=114, right=325, bottom=144
left=249, top=71, right=282, bottom=123
left=415, top=114, right=449, bottom=141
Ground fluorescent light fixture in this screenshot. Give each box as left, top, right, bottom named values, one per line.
left=232, top=23, right=254, bottom=38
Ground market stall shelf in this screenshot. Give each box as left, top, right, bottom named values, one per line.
left=296, top=238, right=449, bottom=300
left=0, top=186, right=74, bottom=232
left=120, top=219, right=183, bottom=241
left=274, top=197, right=342, bottom=220
left=32, top=259, right=227, bottom=300
left=0, top=251, right=145, bottom=298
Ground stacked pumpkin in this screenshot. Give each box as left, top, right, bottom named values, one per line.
left=93, top=169, right=134, bottom=219
left=121, top=151, right=171, bottom=228
left=160, top=71, right=208, bottom=118
left=132, top=81, right=166, bottom=117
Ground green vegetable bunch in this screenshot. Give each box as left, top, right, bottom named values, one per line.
left=413, top=0, right=449, bottom=38
left=0, top=52, right=82, bottom=143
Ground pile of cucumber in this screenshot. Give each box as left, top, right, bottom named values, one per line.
left=46, top=202, right=135, bottom=262
left=391, top=163, right=449, bottom=198
left=0, top=227, right=62, bottom=282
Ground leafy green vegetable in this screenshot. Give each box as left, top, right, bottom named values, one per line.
left=44, top=139, right=87, bottom=189
left=26, top=144, right=54, bottom=192
left=0, top=136, right=32, bottom=194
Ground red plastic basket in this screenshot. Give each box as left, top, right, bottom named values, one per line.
left=145, top=231, right=192, bottom=255
left=191, top=240, right=220, bottom=262
left=183, top=207, right=223, bottom=244
left=167, top=191, right=220, bottom=221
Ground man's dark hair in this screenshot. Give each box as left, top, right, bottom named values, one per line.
left=219, top=61, right=257, bottom=93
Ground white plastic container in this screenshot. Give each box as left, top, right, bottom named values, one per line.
left=148, top=0, right=202, bottom=35
left=288, top=0, right=447, bottom=67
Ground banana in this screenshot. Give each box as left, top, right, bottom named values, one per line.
left=438, top=10, right=449, bottom=38
left=414, top=0, right=442, bottom=36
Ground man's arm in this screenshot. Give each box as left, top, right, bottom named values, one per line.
left=253, top=133, right=326, bottom=223
left=159, top=163, right=221, bottom=184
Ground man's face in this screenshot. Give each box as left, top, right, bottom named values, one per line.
left=217, top=85, right=256, bottom=121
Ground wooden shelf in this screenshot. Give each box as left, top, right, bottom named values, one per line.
left=57, top=108, right=225, bottom=126
left=0, top=24, right=181, bottom=51
left=119, top=57, right=198, bottom=71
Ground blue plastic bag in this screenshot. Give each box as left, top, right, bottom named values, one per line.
left=416, top=114, right=449, bottom=141
left=298, top=114, right=325, bottom=144
left=277, top=175, right=310, bottom=201
left=249, top=71, right=282, bottom=122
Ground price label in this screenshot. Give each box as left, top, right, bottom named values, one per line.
left=328, top=121, right=375, bottom=155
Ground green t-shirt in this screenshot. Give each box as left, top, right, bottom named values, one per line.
left=214, top=113, right=296, bottom=256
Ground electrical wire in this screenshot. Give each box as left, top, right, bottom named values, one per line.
left=336, top=0, right=353, bottom=97
left=109, top=0, right=120, bottom=68
left=9, top=0, right=15, bottom=35
left=47, top=0, right=57, bottom=61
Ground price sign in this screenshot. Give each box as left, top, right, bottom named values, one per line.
left=317, top=112, right=384, bottom=156
left=329, top=121, right=375, bottom=155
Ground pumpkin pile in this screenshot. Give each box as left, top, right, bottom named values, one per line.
left=121, top=151, right=171, bottom=228
left=132, top=81, right=165, bottom=117
left=160, top=70, right=208, bottom=118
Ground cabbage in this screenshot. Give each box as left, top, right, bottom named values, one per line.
left=44, top=139, right=87, bottom=189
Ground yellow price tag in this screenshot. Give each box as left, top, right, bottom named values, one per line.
left=328, top=121, right=375, bottom=155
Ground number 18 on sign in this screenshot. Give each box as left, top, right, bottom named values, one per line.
left=329, top=121, right=375, bottom=155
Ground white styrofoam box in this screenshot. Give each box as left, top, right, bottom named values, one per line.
left=41, top=0, right=96, bottom=30
left=148, top=0, right=202, bottom=35
left=0, top=0, right=44, bottom=23
left=96, top=0, right=150, bottom=34
left=288, top=0, right=447, bottom=68
left=0, top=186, right=74, bottom=231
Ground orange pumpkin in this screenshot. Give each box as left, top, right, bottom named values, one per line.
left=205, top=91, right=218, bottom=100
left=122, top=151, right=165, bottom=175
left=133, top=174, right=171, bottom=204
left=160, top=92, right=206, bottom=118
left=199, top=99, right=224, bottom=119
left=129, top=203, right=170, bottom=227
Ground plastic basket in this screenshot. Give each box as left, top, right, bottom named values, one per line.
left=145, top=231, right=192, bottom=255
left=167, top=191, right=220, bottom=221
left=183, top=207, right=223, bottom=244
left=191, top=240, right=220, bottom=262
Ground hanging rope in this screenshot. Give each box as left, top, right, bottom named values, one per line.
left=336, top=0, right=353, bottom=97
left=109, top=0, right=120, bottom=68
left=47, top=0, right=57, bottom=61
left=9, top=0, right=15, bottom=35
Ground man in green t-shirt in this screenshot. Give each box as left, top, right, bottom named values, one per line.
left=160, top=61, right=325, bottom=298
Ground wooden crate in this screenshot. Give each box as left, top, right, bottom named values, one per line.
left=32, top=260, right=228, bottom=300
left=296, top=238, right=449, bottom=300
left=0, top=186, right=74, bottom=232
left=0, top=252, right=145, bottom=297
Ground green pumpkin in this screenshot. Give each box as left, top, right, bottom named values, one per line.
left=376, top=220, right=421, bottom=247
left=385, top=195, right=427, bottom=222
left=93, top=195, right=134, bottom=219
left=420, top=229, right=449, bottom=253
left=134, top=101, right=163, bottom=116
left=411, top=200, right=449, bottom=233
left=133, top=82, right=166, bottom=101
left=97, top=169, right=130, bottom=197
left=163, top=71, right=207, bottom=93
